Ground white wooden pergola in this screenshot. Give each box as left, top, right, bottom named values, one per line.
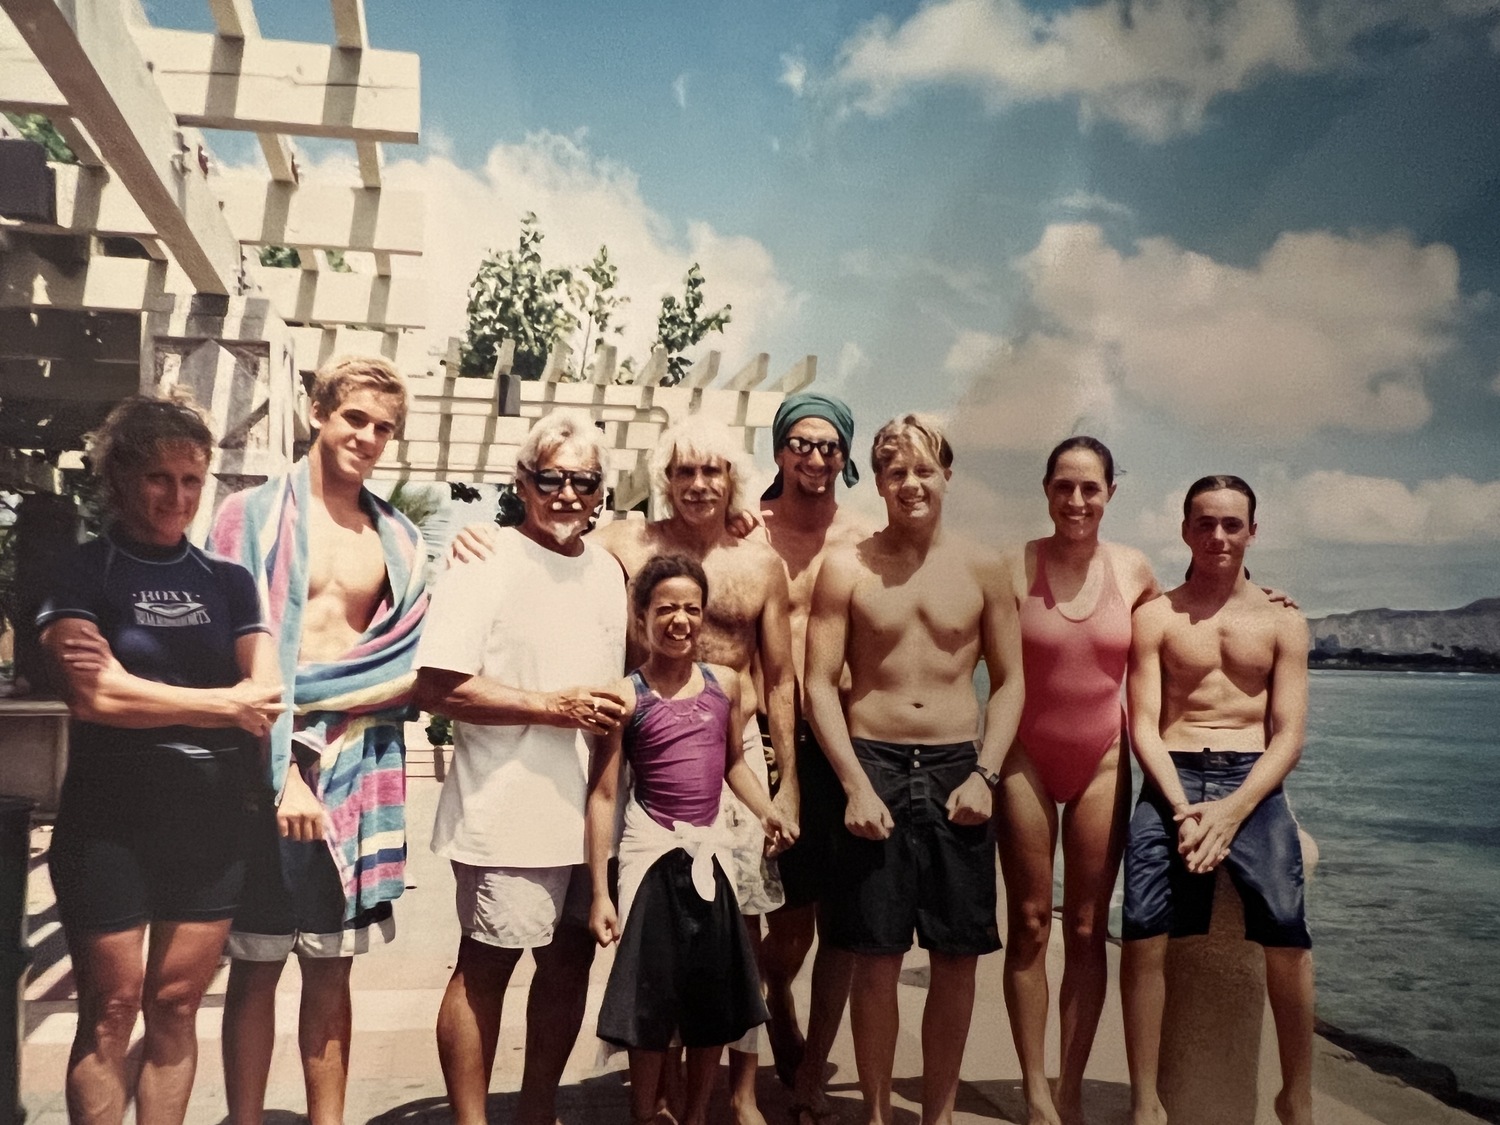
left=0, top=0, right=822, bottom=530
left=0, top=0, right=426, bottom=535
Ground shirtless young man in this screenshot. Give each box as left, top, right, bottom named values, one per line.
left=1121, top=475, right=1313, bottom=1125
left=211, top=356, right=426, bottom=1125
left=805, top=415, right=1024, bottom=1125
left=590, top=416, right=797, bottom=1125
left=753, top=393, right=872, bottom=1120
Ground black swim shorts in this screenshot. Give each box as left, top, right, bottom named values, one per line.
left=50, top=743, right=251, bottom=933
left=824, top=738, right=1000, bottom=957
left=1122, top=750, right=1311, bottom=949
left=775, top=720, right=847, bottom=910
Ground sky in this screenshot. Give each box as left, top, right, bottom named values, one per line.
left=145, top=0, right=1500, bottom=616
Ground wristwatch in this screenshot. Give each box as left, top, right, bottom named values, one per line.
left=971, top=764, right=1001, bottom=788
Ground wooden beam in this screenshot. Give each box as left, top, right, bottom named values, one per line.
left=248, top=263, right=425, bottom=329
left=0, top=355, right=137, bottom=399
left=131, top=26, right=420, bottom=143
left=0, top=249, right=168, bottom=312
left=773, top=355, right=816, bottom=394
left=726, top=352, right=770, bottom=390
left=207, top=0, right=260, bottom=39
left=0, top=9, right=67, bottom=114
left=258, top=132, right=297, bottom=183
left=28, top=170, right=420, bottom=256
left=219, top=181, right=422, bottom=254
left=52, top=117, right=102, bottom=167
left=331, top=0, right=369, bottom=49
left=356, top=140, right=381, bottom=187
left=0, top=0, right=244, bottom=294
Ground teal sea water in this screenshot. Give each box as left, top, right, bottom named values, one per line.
left=1290, top=670, right=1500, bottom=1100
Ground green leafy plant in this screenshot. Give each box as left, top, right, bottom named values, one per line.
left=569, top=246, right=628, bottom=380
left=3, top=112, right=76, bottom=163
left=461, top=213, right=579, bottom=379
left=653, top=264, right=731, bottom=386
left=258, top=247, right=352, bottom=272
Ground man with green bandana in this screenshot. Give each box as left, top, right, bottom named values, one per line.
left=756, top=392, right=874, bottom=1123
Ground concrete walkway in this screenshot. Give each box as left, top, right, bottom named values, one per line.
left=19, top=731, right=1486, bottom=1124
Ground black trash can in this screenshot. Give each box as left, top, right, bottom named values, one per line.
left=0, top=796, right=33, bottom=1125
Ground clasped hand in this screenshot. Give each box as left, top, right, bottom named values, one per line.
left=552, top=687, right=628, bottom=735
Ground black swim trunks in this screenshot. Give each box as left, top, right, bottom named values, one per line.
left=1123, top=750, right=1311, bottom=949
left=824, top=738, right=1000, bottom=957
left=775, top=720, right=847, bottom=910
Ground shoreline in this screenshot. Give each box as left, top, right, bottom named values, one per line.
left=1308, top=655, right=1500, bottom=673
left=1312, top=1016, right=1500, bottom=1124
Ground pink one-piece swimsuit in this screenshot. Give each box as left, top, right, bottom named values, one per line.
left=1017, top=541, right=1133, bottom=804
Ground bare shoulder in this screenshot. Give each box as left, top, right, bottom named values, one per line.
left=820, top=538, right=870, bottom=587
left=1105, top=542, right=1160, bottom=605
left=1131, top=588, right=1174, bottom=634
left=615, top=675, right=639, bottom=710
left=705, top=662, right=740, bottom=696
left=1269, top=599, right=1310, bottom=647
left=831, top=505, right=878, bottom=544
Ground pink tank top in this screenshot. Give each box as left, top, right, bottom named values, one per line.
left=1017, top=542, right=1133, bottom=803
left=625, top=664, right=732, bottom=830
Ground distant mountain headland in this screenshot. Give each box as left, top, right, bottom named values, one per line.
left=1308, top=598, right=1500, bottom=672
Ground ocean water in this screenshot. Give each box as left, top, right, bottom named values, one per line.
left=1291, top=670, right=1500, bottom=1100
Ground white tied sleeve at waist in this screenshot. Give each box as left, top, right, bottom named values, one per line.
left=616, top=798, right=739, bottom=926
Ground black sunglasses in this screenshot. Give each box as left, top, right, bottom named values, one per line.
left=784, top=436, right=843, bottom=457
left=526, top=467, right=604, bottom=496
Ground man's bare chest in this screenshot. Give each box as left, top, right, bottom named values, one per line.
left=853, top=566, right=982, bottom=644
left=305, top=519, right=388, bottom=604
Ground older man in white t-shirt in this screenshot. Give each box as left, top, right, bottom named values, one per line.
left=414, top=409, right=628, bottom=1125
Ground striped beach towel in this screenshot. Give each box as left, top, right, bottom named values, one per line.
left=210, top=460, right=428, bottom=919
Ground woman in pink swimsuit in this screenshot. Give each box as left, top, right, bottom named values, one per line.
left=999, top=437, right=1160, bottom=1125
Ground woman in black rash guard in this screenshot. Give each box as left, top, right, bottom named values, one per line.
left=37, top=396, right=283, bottom=1125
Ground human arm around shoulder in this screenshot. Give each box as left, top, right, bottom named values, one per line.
left=446, top=522, right=502, bottom=566
left=719, top=669, right=796, bottom=855
left=413, top=559, right=626, bottom=734
left=757, top=552, right=800, bottom=832
left=1179, top=611, right=1310, bottom=872
left=805, top=547, right=893, bottom=840
left=948, top=548, right=1024, bottom=826
left=586, top=676, right=634, bottom=946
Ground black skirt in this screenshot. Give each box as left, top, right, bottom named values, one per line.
left=597, top=847, right=769, bottom=1050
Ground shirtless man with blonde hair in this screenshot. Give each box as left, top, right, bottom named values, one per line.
left=1122, top=475, right=1313, bottom=1125
left=806, top=414, right=1024, bottom=1125
left=212, top=355, right=427, bottom=1125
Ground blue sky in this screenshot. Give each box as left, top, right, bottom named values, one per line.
left=148, top=0, right=1500, bottom=615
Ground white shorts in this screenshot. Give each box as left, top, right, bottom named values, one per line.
left=452, top=861, right=591, bottom=949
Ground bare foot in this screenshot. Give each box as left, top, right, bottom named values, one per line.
left=1128, top=1096, right=1167, bottom=1125
left=769, top=1018, right=807, bottom=1088
left=1021, top=1077, right=1063, bottom=1125
left=1274, top=1088, right=1313, bottom=1125
left=730, top=1095, right=770, bottom=1125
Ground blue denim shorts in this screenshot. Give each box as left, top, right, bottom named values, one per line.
left=1123, top=750, right=1311, bottom=949
left=824, top=738, right=1000, bottom=957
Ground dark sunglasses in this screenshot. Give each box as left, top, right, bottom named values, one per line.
left=526, top=468, right=604, bottom=496
left=784, top=436, right=843, bottom=457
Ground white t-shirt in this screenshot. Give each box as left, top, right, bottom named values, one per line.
left=417, top=528, right=628, bottom=867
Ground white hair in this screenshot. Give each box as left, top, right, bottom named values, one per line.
left=649, top=415, right=750, bottom=517
left=516, top=407, right=608, bottom=474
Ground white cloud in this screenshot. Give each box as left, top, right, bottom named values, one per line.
left=224, top=132, right=799, bottom=373
left=838, top=248, right=996, bottom=305
left=1053, top=189, right=1133, bottom=219
left=1138, top=469, right=1500, bottom=548
left=673, top=73, right=690, bottom=110
left=831, top=0, right=1313, bottom=141
left=950, top=222, right=1458, bottom=446
left=832, top=340, right=869, bottom=391
left=779, top=52, right=809, bottom=97
left=828, top=0, right=1500, bottom=141
left=1285, top=471, right=1500, bottom=545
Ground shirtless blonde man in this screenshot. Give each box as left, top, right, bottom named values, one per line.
left=754, top=393, right=872, bottom=1119
left=1121, top=475, right=1313, bottom=1125
left=805, top=415, right=1024, bottom=1125
left=211, top=356, right=427, bottom=1125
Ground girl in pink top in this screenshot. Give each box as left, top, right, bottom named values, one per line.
left=586, top=554, right=793, bottom=1125
left=999, top=438, right=1160, bottom=1125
